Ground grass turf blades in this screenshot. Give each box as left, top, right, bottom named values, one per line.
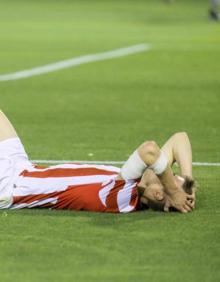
left=0, top=0, right=220, bottom=281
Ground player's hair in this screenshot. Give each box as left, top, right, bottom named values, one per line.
left=182, top=176, right=195, bottom=195
left=146, top=198, right=165, bottom=212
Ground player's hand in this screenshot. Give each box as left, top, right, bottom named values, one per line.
left=187, top=189, right=196, bottom=209
left=164, top=189, right=193, bottom=213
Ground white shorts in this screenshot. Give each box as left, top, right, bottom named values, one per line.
left=0, top=137, right=32, bottom=209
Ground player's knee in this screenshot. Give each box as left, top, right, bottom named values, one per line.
left=138, top=141, right=160, bottom=165
left=173, top=131, right=188, bottom=139
left=140, top=141, right=159, bottom=154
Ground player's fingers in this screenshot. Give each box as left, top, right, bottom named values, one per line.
left=187, top=194, right=194, bottom=200
left=186, top=200, right=194, bottom=209
left=191, top=201, right=195, bottom=209
left=179, top=207, right=188, bottom=213
left=183, top=204, right=192, bottom=212
left=188, top=198, right=196, bottom=207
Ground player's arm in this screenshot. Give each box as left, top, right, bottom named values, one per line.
left=161, top=132, right=192, bottom=178
left=0, top=110, right=18, bottom=142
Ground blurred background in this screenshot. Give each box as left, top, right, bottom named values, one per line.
left=0, top=1, right=220, bottom=282
left=0, top=0, right=219, bottom=162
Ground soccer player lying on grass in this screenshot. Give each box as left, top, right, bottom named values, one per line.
left=0, top=110, right=195, bottom=213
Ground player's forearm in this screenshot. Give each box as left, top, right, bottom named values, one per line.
left=0, top=110, right=17, bottom=142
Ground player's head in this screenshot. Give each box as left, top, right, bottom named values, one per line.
left=138, top=182, right=166, bottom=211
left=139, top=174, right=195, bottom=211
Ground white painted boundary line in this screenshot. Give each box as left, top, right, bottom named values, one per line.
left=0, top=43, right=151, bottom=81
left=31, top=160, right=220, bottom=167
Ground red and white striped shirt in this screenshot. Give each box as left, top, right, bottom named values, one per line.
left=12, top=163, right=139, bottom=213
left=0, top=138, right=139, bottom=212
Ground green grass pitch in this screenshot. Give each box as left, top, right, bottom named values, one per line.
left=0, top=0, right=220, bottom=281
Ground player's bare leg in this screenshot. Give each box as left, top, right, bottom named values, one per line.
left=0, top=110, right=18, bottom=141
left=161, top=132, right=196, bottom=208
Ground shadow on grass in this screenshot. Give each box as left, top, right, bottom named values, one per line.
left=2, top=207, right=179, bottom=228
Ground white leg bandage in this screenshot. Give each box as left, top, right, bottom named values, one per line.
left=120, top=149, right=168, bottom=180
left=120, top=150, right=147, bottom=180
left=150, top=151, right=168, bottom=175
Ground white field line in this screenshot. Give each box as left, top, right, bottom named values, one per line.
left=0, top=43, right=151, bottom=81
left=31, top=160, right=220, bottom=167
